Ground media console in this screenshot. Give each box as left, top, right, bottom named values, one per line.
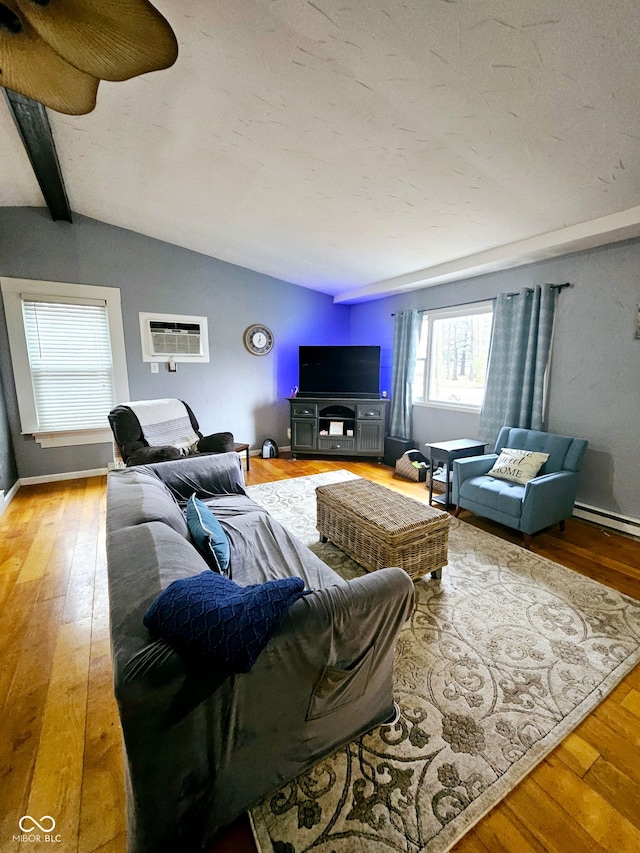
left=289, top=397, right=389, bottom=460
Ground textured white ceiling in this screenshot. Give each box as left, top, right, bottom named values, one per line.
left=2, top=0, right=640, bottom=301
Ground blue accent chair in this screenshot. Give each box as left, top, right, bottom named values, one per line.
left=452, top=427, right=588, bottom=548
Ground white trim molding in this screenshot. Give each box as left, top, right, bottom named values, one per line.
left=33, top=428, right=114, bottom=448
left=19, top=467, right=110, bottom=487
left=574, top=503, right=640, bottom=539
left=335, top=205, right=640, bottom=304
left=0, top=481, right=20, bottom=518
left=0, top=276, right=130, bottom=441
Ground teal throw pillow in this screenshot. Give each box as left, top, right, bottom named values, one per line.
left=186, top=494, right=230, bottom=574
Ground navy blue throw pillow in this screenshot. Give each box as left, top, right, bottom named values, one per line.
left=143, top=572, right=307, bottom=672
left=186, top=494, right=230, bottom=574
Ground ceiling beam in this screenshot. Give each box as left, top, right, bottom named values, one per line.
left=2, top=88, right=72, bottom=222
left=334, top=207, right=640, bottom=304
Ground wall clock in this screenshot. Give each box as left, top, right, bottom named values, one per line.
left=244, top=324, right=274, bottom=355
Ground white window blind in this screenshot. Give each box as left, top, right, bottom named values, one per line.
left=22, top=294, right=116, bottom=432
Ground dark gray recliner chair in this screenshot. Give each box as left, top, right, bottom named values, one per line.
left=108, top=398, right=234, bottom=467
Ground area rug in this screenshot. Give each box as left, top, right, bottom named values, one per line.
left=246, top=473, right=640, bottom=853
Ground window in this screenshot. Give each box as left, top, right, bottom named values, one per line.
left=1, top=278, right=129, bottom=447
left=413, top=303, right=493, bottom=411
left=23, top=296, right=115, bottom=431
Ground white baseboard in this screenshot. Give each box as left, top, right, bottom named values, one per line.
left=574, top=503, right=640, bottom=539
left=0, top=480, right=20, bottom=518
left=20, top=467, right=109, bottom=486
left=251, top=445, right=291, bottom=458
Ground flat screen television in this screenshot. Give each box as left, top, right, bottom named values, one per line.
left=298, top=345, right=380, bottom=398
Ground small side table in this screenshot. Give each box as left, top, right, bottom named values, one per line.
left=426, top=439, right=486, bottom=509
left=233, top=442, right=250, bottom=471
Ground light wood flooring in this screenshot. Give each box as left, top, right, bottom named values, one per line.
left=1, top=455, right=639, bottom=853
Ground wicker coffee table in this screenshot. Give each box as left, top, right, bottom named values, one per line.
left=316, top=478, right=450, bottom=580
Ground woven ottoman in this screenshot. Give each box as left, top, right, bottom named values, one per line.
left=316, top=478, right=450, bottom=580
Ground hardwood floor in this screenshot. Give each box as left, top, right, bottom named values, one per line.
left=1, top=455, right=638, bottom=852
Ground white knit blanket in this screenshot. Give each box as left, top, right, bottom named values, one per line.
left=127, top=398, right=200, bottom=454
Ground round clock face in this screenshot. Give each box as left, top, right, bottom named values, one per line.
left=244, top=324, right=274, bottom=355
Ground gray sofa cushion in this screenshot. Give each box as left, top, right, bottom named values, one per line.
left=139, top=451, right=247, bottom=502
left=107, top=521, right=210, bottom=676
left=222, top=511, right=348, bottom=589
left=107, top=468, right=189, bottom=539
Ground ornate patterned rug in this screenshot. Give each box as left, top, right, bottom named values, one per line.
left=246, top=472, right=640, bottom=853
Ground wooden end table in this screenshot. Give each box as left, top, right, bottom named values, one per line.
left=233, top=442, right=250, bottom=471
left=426, top=439, right=486, bottom=510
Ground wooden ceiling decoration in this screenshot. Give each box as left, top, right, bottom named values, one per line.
left=0, top=0, right=178, bottom=114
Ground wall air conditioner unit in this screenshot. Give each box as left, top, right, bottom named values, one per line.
left=139, top=312, right=209, bottom=363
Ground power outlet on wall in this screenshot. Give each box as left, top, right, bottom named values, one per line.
left=150, top=362, right=159, bottom=373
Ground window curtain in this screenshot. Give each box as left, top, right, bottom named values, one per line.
left=478, top=285, right=557, bottom=444
left=389, top=309, right=421, bottom=440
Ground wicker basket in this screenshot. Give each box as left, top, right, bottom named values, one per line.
left=316, top=478, right=450, bottom=580
left=428, top=470, right=447, bottom=493
left=395, top=449, right=429, bottom=482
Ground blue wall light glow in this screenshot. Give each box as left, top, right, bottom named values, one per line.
left=348, top=302, right=395, bottom=396
left=275, top=303, right=351, bottom=398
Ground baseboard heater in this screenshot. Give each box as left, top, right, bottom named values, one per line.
left=573, top=502, right=640, bottom=538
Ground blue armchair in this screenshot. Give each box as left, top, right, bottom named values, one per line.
left=452, top=427, right=588, bottom=548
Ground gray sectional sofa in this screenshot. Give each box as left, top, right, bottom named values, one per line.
left=106, top=452, right=415, bottom=852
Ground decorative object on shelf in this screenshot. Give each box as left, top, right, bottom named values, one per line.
left=0, top=0, right=178, bottom=115
left=244, top=324, right=274, bottom=356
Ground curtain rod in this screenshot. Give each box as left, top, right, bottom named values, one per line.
left=391, top=283, right=571, bottom=316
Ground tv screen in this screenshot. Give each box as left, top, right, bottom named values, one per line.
left=298, top=345, right=380, bottom=398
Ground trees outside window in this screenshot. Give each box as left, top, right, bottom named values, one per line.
left=413, top=304, right=493, bottom=410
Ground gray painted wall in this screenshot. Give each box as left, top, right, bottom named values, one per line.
left=350, top=239, right=640, bottom=520
left=0, top=208, right=350, bottom=480
left=0, top=345, right=18, bottom=493
left=2, top=208, right=638, bottom=521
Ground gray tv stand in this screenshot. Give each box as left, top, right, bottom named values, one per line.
left=289, top=396, right=389, bottom=460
